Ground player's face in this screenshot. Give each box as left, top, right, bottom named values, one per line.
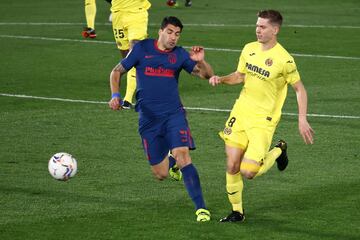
left=256, top=17, right=279, bottom=43
left=158, top=24, right=181, bottom=50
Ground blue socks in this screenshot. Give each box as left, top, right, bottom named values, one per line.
left=181, top=163, right=206, bottom=210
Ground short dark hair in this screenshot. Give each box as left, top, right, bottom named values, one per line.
left=257, top=10, right=283, bottom=26
left=161, top=16, right=183, bottom=31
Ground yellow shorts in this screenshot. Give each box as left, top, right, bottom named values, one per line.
left=219, top=100, right=278, bottom=163
left=111, top=10, right=148, bottom=50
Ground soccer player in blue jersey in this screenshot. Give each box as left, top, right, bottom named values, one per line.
left=108, top=16, right=214, bottom=222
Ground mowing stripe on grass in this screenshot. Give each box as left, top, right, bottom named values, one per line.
left=1, top=93, right=359, bottom=120
left=0, top=22, right=359, bottom=29
left=1, top=34, right=360, bottom=60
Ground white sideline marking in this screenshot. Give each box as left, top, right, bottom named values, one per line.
left=1, top=34, right=360, bottom=60
left=1, top=93, right=359, bottom=120
left=0, top=22, right=359, bottom=29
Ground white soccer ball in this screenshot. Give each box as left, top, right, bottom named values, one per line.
left=48, top=152, right=77, bottom=181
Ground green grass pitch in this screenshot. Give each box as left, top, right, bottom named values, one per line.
left=0, top=0, right=359, bottom=239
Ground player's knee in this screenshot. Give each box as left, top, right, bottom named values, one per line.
left=240, top=169, right=257, bottom=179
left=152, top=171, right=168, bottom=181
left=227, top=165, right=240, bottom=175
left=226, top=161, right=240, bottom=175
left=240, top=161, right=260, bottom=179
left=151, top=166, right=168, bottom=181
left=172, top=148, right=191, bottom=168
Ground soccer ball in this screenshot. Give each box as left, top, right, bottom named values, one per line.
left=48, top=152, right=77, bottom=181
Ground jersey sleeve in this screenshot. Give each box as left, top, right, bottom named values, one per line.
left=181, top=48, right=197, bottom=74
left=121, top=42, right=143, bottom=71
left=236, top=45, right=247, bottom=73
left=283, top=58, right=301, bottom=85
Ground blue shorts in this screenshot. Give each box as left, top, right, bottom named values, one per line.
left=139, top=110, right=196, bottom=166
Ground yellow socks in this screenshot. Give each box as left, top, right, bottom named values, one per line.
left=85, top=0, right=96, bottom=29
left=124, top=67, right=137, bottom=104
left=226, top=172, right=244, bottom=214
left=256, top=147, right=281, bottom=177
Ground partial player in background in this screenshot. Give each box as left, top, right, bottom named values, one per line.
left=82, top=0, right=112, bottom=38
left=209, top=10, right=314, bottom=222
left=108, top=16, right=214, bottom=222
left=110, top=0, right=151, bottom=109
left=166, top=0, right=192, bottom=7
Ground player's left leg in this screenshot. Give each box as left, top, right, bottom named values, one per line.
left=240, top=125, right=278, bottom=178
left=111, top=11, right=133, bottom=108
left=123, top=11, right=149, bottom=107
left=172, top=146, right=210, bottom=222
left=83, top=0, right=97, bottom=38
left=249, top=139, right=288, bottom=177
left=166, top=111, right=210, bottom=221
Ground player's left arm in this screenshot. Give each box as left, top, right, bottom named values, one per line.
left=189, top=46, right=214, bottom=79
left=291, top=80, right=315, bottom=144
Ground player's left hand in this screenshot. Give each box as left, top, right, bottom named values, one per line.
left=298, top=118, right=314, bottom=144
left=189, top=46, right=205, bottom=62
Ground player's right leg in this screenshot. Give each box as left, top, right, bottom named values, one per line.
left=218, top=108, right=248, bottom=222
left=168, top=152, right=182, bottom=181
left=219, top=145, right=246, bottom=223
left=83, top=0, right=97, bottom=38
left=140, top=124, right=170, bottom=180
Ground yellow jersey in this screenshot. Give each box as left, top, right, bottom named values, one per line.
left=236, top=41, right=300, bottom=122
left=111, top=0, right=151, bottom=13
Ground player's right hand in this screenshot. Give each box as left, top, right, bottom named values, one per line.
left=108, top=97, right=122, bottom=110
left=209, top=75, right=221, bottom=86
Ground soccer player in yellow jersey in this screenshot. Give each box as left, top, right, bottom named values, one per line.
left=82, top=0, right=112, bottom=38
left=111, top=0, right=151, bottom=109
left=209, top=10, right=314, bottom=222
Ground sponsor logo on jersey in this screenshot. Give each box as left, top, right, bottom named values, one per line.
left=265, top=58, right=273, bottom=66
left=144, top=66, right=175, bottom=77
left=245, top=62, right=270, bottom=78
left=145, top=55, right=155, bottom=59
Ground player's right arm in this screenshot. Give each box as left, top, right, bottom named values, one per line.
left=209, top=71, right=245, bottom=86
left=109, top=63, right=128, bottom=110
left=109, top=41, right=142, bottom=110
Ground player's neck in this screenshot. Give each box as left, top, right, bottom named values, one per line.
left=260, top=38, right=277, bottom=51
left=156, top=40, right=172, bottom=52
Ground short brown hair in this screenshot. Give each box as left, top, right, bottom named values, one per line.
left=257, top=10, right=283, bottom=26
left=161, top=16, right=183, bottom=31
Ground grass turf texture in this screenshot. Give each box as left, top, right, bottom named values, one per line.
left=0, top=0, right=359, bottom=239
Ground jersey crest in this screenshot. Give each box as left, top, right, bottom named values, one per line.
left=168, top=53, right=177, bottom=64
left=265, top=58, right=273, bottom=66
